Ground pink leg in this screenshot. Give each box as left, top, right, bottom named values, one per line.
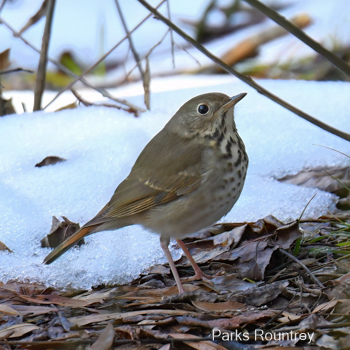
left=160, top=239, right=185, bottom=294
left=176, top=239, right=210, bottom=280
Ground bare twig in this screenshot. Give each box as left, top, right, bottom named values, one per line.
left=137, top=0, right=350, bottom=143
left=33, top=0, right=55, bottom=111
left=0, top=0, right=7, bottom=13
left=166, top=0, right=175, bottom=68
left=42, top=0, right=166, bottom=111
left=0, top=17, right=145, bottom=112
left=0, top=68, right=34, bottom=75
left=19, top=0, right=47, bottom=35
left=115, top=0, right=152, bottom=109
left=115, top=0, right=144, bottom=80
left=71, top=89, right=139, bottom=116
left=279, top=249, right=325, bottom=288
left=243, top=0, right=350, bottom=77
left=120, top=29, right=169, bottom=85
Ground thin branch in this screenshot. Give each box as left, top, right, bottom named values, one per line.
left=0, top=68, right=34, bottom=75
left=0, top=0, right=7, bottom=13
left=243, top=0, right=350, bottom=77
left=71, top=89, right=137, bottom=115
left=119, top=29, right=170, bottom=85
left=166, top=0, right=175, bottom=68
left=33, top=0, right=55, bottom=111
left=137, top=0, right=350, bottom=143
left=42, top=0, right=166, bottom=111
left=0, top=17, right=145, bottom=112
left=279, top=249, right=325, bottom=288
left=115, top=0, right=144, bottom=80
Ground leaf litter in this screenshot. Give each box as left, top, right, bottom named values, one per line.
left=1, top=213, right=350, bottom=349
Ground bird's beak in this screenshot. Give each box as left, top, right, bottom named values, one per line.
left=221, top=92, right=247, bottom=112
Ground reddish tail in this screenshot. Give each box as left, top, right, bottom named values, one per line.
left=44, top=225, right=97, bottom=264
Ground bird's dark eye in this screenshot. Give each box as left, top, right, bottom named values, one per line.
left=197, top=104, right=209, bottom=115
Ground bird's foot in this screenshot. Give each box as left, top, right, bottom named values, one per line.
left=181, top=270, right=213, bottom=283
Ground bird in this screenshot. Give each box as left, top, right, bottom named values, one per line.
left=44, top=92, right=248, bottom=294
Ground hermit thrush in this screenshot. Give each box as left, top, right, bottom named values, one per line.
left=44, top=92, right=248, bottom=294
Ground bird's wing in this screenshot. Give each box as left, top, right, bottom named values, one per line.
left=85, top=130, right=206, bottom=225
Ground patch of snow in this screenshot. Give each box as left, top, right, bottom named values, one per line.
left=0, top=76, right=349, bottom=289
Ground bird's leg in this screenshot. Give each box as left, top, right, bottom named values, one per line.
left=176, top=239, right=212, bottom=280
left=160, top=238, right=185, bottom=294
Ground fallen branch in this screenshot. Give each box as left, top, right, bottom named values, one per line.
left=138, top=0, right=350, bottom=143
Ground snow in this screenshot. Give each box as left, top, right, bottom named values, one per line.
left=1, top=76, right=349, bottom=289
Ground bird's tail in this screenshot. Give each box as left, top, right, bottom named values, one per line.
left=43, top=225, right=98, bottom=264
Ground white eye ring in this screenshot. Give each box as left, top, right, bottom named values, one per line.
left=197, top=103, right=209, bottom=115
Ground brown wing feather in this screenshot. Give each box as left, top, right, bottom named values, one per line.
left=77, top=131, right=205, bottom=226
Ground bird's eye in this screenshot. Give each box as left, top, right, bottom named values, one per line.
left=197, top=104, right=209, bottom=115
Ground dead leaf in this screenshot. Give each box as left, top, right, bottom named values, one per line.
left=0, top=48, right=10, bottom=70
left=169, top=333, right=227, bottom=350
left=0, top=96, right=16, bottom=116
left=176, top=309, right=277, bottom=330
left=0, top=240, right=12, bottom=252
left=0, top=304, right=19, bottom=316
left=69, top=309, right=197, bottom=327
left=41, top=216, right=83, bottom=249
left=148, top=265, right=170, bottom=275
left=228, top=281, right=289, bottom=306
left=0, top=323, right=40, bottom=339
left=192, top=300, right=246, bottom=312
left=35, top=156, right=67, bottom=167
left=19, top=294, right=99, bottom=307
left=88, top=322, right=115, bottom=350
left=279, top=165, right=350, bottom=198
left=10, top=304, right=57, bottom=317
left=278, top=311, right=303, bottom=323
left=18, top=0, right=48, bottom=35
left=55, top=101, right=78, bottom=111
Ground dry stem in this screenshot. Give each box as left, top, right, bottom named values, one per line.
left=33, top=0, right=55, bottom=111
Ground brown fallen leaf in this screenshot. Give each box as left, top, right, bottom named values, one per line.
left=41, top=216, right=83, bottom=249
left=0, top=96, right=16, bottom=116
left=10, top=304, right=57, bottom=317
left=19, top=294, right=100, bottom=307
left=228, top=281, right=289, bottom=306
left=0, top=304, right=19, bottom=316
left=69, top=309, right=198, bottom=327
left=35, top=156, right=67, bottom=167
left=0, top=48, right=10, bottom=70
left=55, top=101, right=78, bottom=111
left=169, top=333, right=229, bottom=350
left=88, top=322, right=115, bottom=350
left=176, top=309, right=277, bottom=330
left=0, top=240, right=12, bottom=252
left=0, top=323, right=40, bottom=339
left=191, top=300, right=247, bottom=313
